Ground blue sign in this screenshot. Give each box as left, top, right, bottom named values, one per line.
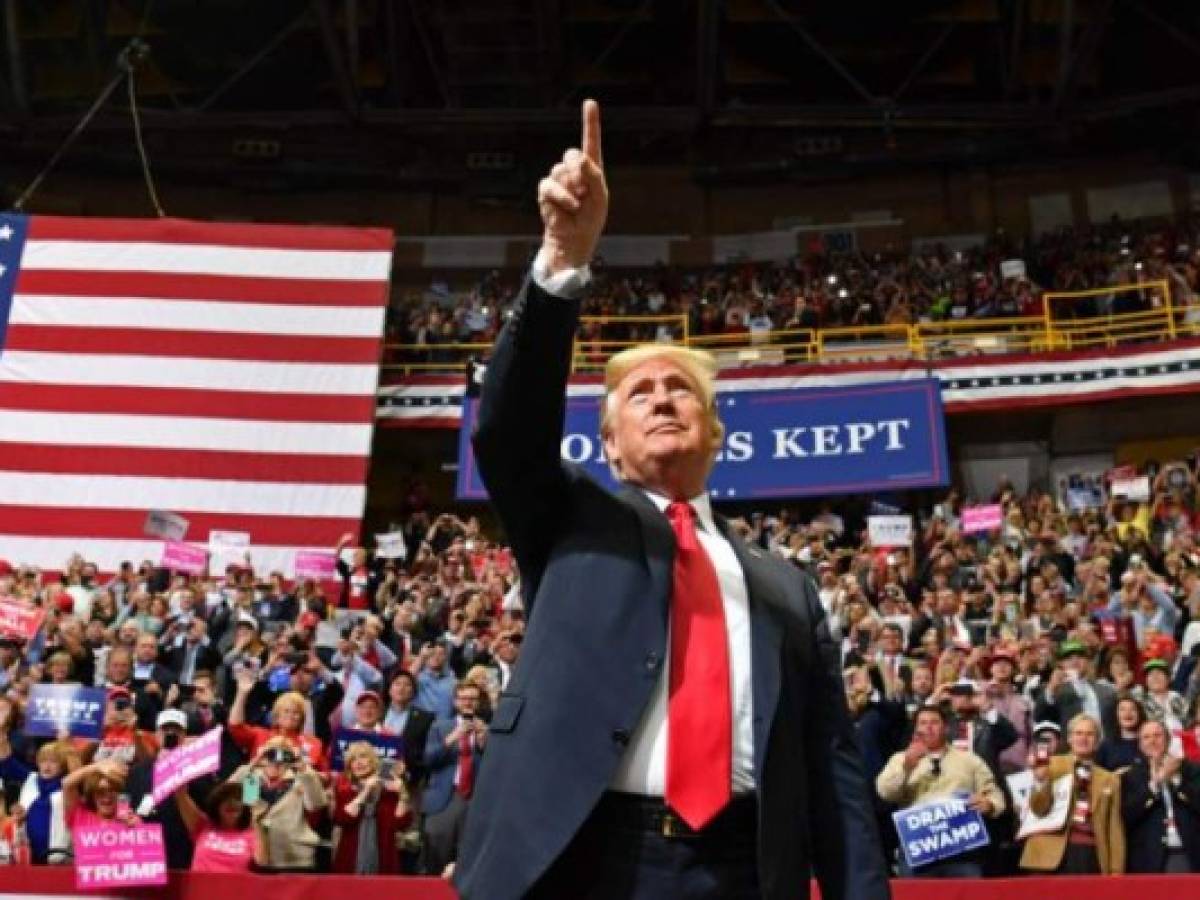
left=330, top=728, right=406, bottom=772
left=26, top=684, right=107, bottom=740
left=457, top=378, right=948, bottom=501
left=893, top=793, right=990, bottom=868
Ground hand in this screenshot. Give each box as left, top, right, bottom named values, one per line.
left=1047, top=667, right=1066, bottom=694
left=95, top=759, right=128, bottom=782
left=144, top=681, right=161, bottom=697
left=903, top=739, right=927, bottom=772
left=10, top=803, right=25, bottom=823
left=537, top=99, right=608, bottom=276
left=166, top=684, right=180, bottom=707
left=967, top=793, right=994, bottom=816
left=235, top=667, right=257, bottom=694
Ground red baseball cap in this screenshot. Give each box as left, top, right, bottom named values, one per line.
left=298, top=611, right=320, bottom=631
left=54, top=594, right=74, bottom=614
left=355, top=690, right=382, bottom=708
left=0, top=560, right=12, bottom=577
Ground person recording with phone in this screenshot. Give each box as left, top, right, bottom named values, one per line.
left=423, top=681, right=486, bottom=878
left=229, top=736, right=327, bottom=873
left=228, top=663, right=328, bottom=773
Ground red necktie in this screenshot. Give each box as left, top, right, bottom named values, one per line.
left=457, top=730, right=474, bottom=799
left=665, top=501, right=732, bottom=830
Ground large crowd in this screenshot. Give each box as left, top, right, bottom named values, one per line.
left=2, top=452, right=1200, bottom=879
left=388, top=215, right=1200, bottom=358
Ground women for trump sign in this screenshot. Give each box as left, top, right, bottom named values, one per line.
left=74, top=823, right=167, bottom=890
left=458, top=378, right=948, bottom=501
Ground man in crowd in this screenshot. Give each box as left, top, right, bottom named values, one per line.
left=415, top=642, right=457, bottom=720
left=384, top=670, right=434, bottom=785
left=1021, top=714, right=1125, bottom=875
left=1122, top=719, right=1200, bottom=872
left=424, top=681, right=487, bottom=878
left=1036, top=640, right=1119, bottom=740
left=877, top=705, right=1006, bottom=877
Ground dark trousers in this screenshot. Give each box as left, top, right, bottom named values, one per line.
left=1057, top=842, right=1101, bottom=875
left=424, top=794, right=470, bottom=877
left=527, top=793, right=761, bottom=900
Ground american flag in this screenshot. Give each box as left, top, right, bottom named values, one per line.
left=0, top=213, right=393, bottom=575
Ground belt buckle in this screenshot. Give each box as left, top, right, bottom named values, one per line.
left=660, top=809, right=681, bottom=838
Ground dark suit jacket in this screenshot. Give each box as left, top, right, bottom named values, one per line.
left=454, top=278, right=890, bottom=900
left=397, top=705, right=434, bottom=785
left=1121, top=756, right=1200, bottom=873
left=424, top=716, right=484, bottom=816
left=162, top=640, right=221, bottom=683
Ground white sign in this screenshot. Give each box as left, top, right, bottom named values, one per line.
left=208, top=530, right=250, bottom=569
left=144, top=510, right=189, bottom=542
left=868, top=515, right=913, bottom=548
left=1000, top=259, right=1027, bottom=280
left=1010, top=773, right=1073, bottom=839
left=374, top=531, right=408, bottom=560
left=1111, top=476, right=1150, bottom=502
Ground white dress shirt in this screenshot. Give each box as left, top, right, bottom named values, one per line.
left=610, top=490, right=756, bottom=797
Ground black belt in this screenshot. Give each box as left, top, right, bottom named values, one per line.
left=594, top=791, right=758, bottom=839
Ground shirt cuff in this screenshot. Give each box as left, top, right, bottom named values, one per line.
left=531, top=247, right=592, bottom=299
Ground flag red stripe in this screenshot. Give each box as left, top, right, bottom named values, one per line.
left=4, top=325, right=382, bottom=365
left=0, top=443, right=367, bottom=484
left=0, top=383, right=375, bottom=424
left=13, top=270, right=386, bottom=307
left=26, top=215, right=395, bottom=252
left=0, top=506, right=356, bottom=546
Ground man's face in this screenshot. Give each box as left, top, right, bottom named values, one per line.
left=390, top=676, right=415, bottom=706
left=107, top=651, right=131, bottom=684
left=1068, top=719, right=1100, bottom=758
left=454, top=687, right=480, bottom=718
left=914, top=711, right=947, bottom=749
left=429, top=645, right=447, bottom=671
left=355, top=700, right=381, bottom=728
left=602, top=357, right=716, bottom=492
left=135, top=635, right=157, bottom=664
left=911, top=666, right=933, bottom=696
left=1138, top=721, right=1169, bottom=760
left=496, top=635, right=520, bottom=664
left=194, top=678, right=215, bottom=706
left=950, top=691, right=976, bottom=715
left=936, top=591, right=958, bottom=616
left=990, top=659, right=1014, bottom=684
left=880, top=629, right=901, bottom=654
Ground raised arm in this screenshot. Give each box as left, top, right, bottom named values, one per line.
left=470, top=101, right=608, bottom=614
left=174, top=783, right=208, bottom=838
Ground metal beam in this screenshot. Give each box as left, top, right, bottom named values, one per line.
left=696, top=0, right=720, bottom=118
left=404, top=0, right=452, bottom=107
left=195, top=10, right=308, bottom=112
left=1127, top=0, right=1200, bottom=59
left=558, top=0, right=654, bottom=105
left=4, top=0, right=27, bottom=113
left=892, top=22, right=955, bottom=103
left=762, top=0, right=875, bottom=105
left=1003, top=0, right=1026, bottom=99
left=312, top=0, right=360, bottom=118
left=1052, top=0, right=1113, bottom=112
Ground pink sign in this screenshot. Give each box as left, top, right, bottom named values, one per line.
left=161, top=541, right=207, bottom=575
left=74, top=822, right=167, bottom=890
left=294, top=551, right=337, bottom=580
left=961, top=504, right=1004, bottom=535
left=0, top=598, right=46, bottom=641
left=152, top=726, right=223, bottom=804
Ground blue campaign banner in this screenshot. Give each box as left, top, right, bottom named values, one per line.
left=893, top=793, right=990, bottom=868
left=457, top=378, right=948, bottom=501
left=330, top=728, right=406, bottom=772
left=25, top=684, right=107, bottom=739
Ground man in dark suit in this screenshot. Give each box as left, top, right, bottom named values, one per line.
left=161, top=618, right=221, bottom=688
left=423, top=681, right=486, bottom=878
left=1122, top=719, right=1200, bottom=873
left=383, top=670, right=435, bottom=785
left=454, top=100, right=889, bottom=900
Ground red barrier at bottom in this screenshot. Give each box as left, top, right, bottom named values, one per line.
left=0, top=867, right=1194, bottom=898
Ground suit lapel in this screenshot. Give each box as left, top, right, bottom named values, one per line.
left=617, top=485, right=674, bottom=622
left=714, top=515, right=783, bottom=783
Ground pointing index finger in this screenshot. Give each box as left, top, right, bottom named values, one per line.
left=581, top=99, right=603, bottom=168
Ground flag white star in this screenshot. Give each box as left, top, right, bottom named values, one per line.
left=0, top=224, right=12, bottom=241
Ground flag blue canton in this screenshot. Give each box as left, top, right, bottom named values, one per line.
left=0, top=213, right=30, bottom=355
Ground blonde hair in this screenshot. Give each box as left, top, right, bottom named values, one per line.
left=601, top=344, right=724, bottom=475
left=343, top=741, right=380, bottom=777
left=272, top=691, right=308, bottom=730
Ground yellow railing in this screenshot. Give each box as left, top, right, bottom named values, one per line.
left=381, top=280, right=1187, bottom=375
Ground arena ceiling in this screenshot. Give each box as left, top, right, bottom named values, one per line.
left=2, top=0, right=1199, bottom=194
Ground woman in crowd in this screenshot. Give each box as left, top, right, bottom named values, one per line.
left=39, top=651, right=76, bottom=686
left=231, top=736, right=326, bottom=872
left=114, top=590, right=158, bottom=635
left=1134, top=659, right=1189, bottom=734
left=229, top=668, right=327, bottom=771
left=1096, top=696, right=1147, bottom=772
left=174, top=781, right=257, bottom=873
left=331, top=741, right=411, bottom=875
left=62, top=759, right=137, bottom=831
left=89, top=590, right=120, bottom=628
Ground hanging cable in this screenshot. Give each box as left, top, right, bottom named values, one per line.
left=10, top=37, right=164, bottom=215
left=124, top=42, right=165, bottom=217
